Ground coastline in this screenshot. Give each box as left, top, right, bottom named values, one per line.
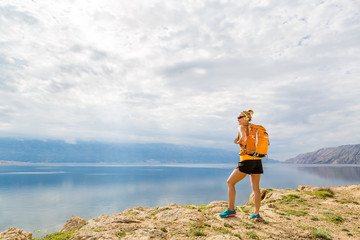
left=1, top=184, right=359, bottom=240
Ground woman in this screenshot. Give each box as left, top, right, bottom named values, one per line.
left=219, top=110, right=263, bottom=221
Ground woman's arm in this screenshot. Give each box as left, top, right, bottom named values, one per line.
left=238, top=125, right=248, bottom=145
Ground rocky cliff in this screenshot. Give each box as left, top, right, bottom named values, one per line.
left=1, top=185, right=359, bottom=240
left=285, top=144, right=360, bottom=164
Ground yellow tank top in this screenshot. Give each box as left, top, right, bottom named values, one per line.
left=240, top=155, right=262, bottom=162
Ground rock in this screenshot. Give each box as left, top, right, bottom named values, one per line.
left=112, top=216, right=141, bottom=224
left=60, top=215, right=87, bottom=232
left=0, top=227, right=32, bottom=240
left=207, top=201, right=228, bottom=208
left=156, top=207, right=206, bottom=222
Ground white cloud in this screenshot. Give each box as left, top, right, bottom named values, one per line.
left=0, top=0, right=359, bottom=160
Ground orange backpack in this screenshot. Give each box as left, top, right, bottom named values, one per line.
left=239, top=124, right=269, bottom=158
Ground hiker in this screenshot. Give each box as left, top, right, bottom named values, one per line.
left=219, top=110, right=264, bottom=221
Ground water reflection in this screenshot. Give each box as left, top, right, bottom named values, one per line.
left=296, top=165, right=360, bottom=182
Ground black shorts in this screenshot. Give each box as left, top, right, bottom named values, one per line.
left=237, top=160, right=263, bottom=174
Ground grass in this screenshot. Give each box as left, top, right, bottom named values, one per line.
left=312, top=228, right=332, bottom=239
left=297, top=225, right=315, bottom=230
left=190, top=229, right=206, bottom=236
left=198, top=205, right=213, bottom=210
left=241, top=222, right=255, bottom=229
left=322, top=211, right=344, bottom=224
left=150, top=210, right=160, bottom=216
left=338, top=199, right=359, bottom=205
left=32, top=231, right=76, bottom=240
left=224, top=223, right=234, bottom=228
left=189, top=222, right=211, bottom=228
left=212, top=226, right=231, bottom=234
left=282, top=209, right=308, bottom=216
left=233, top=233, right=243, bottom=239
left=160, top=227, right=168, bottom=233
left=279, top=194, right=308, bottom=206
left=305, top=189, right=334, bottom=199
left=117, top=231, right=126, bottom=237
left=126, top=211, right=138, bottom=216
left=246, top=231, right=259, bottom=239
left=311, top=216, right=320, bottom=221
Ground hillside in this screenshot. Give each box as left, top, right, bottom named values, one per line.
left=1, top=185, right=359, bottom=240
left=285, top=144, right=360, bottom=164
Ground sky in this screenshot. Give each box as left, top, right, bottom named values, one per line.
left=0, top=0, right=359, bottom=160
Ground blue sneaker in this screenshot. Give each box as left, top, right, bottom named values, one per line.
left=250, top=213, right=262, bottom=221
left=219, top=208, right=236, bottom=218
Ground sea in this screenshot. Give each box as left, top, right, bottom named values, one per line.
left=0, top=163, right=359, bottom=238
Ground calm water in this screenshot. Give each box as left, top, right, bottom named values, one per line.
left=0, top=163, right=359, bottom=237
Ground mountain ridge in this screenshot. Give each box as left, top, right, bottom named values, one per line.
left=285, top=144, right=360, bottom=164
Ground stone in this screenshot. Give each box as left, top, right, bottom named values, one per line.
left=0, top=227, right=32, bottom=240
left=60, top=215, right=88, bottom=232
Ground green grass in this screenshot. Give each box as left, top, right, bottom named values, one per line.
left=189, top=222, right=210, bottom=228
left=212, top=226, right=231, bottom=234
left=190, top=229, right=206, bottom=236
left=322, top=211, right=344, bottom=224
left=233, top=233, right=242, bottom=239
left=312, top=228, right=332, bottom=239
left=246, top=231, right=259, bottom=239
left=198, top=205, right=213, bottom=210
left=338, top=199, right=359, bottom=205
left=241, top=222, right=255, bottom=229
left=297, top=225, right=315, bottom=230
left=32, top=231, right=76, bottom=240
left=150, top=210, right=160, bottom=216
left=160, top=227, right=168, bottom=233
left=126, top=211, right=138, bottom=215
left=311, top=216, right=320, bottom=221
left=305, top=189, right=334, bottom=199
left=282, top=209, right=308, bottom=216
left=224, top=223, right=234, bottom=228
left=117, top=231, right=126, bottom=237
left=279, top=194, right=308, bottom=206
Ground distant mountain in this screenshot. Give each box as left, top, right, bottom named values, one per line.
left=0, top=138, right=280, bottom=164
left=285, top=144, right=360, bottom=164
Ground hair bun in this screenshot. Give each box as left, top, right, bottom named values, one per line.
left=248, top=110, right=254, bottom=116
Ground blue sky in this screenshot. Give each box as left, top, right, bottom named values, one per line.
left=0, top=0, right=359, bottom=160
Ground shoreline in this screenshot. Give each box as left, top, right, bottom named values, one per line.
left=1, top=184, right=359, bottom=240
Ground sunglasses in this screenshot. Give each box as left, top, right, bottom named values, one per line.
left=237, top=116, right=246, bottom=120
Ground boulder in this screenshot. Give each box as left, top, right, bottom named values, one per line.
left=0, top=227, right=32, bottom=240
left=60, top=215, right=87, bottom=232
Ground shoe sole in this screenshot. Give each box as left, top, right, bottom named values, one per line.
left=220, top=213, right=236, bottom=218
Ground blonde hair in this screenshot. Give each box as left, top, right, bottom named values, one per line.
left=241, top=109, right=254, bottom=121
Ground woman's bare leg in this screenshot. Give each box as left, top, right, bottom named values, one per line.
left=227, top=169, right=247, bottom=211
left=250, top=174, right=261, bottom=214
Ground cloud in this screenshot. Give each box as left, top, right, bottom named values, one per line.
left=0, top=0, right=359, bottom=160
